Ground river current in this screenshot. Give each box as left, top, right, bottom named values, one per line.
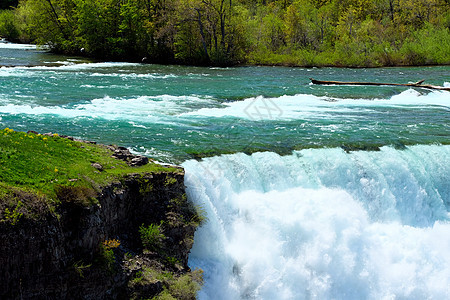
left=1, top=42, right=449, bottom=299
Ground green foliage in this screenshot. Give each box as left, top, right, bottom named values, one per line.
left=99, top=245, right=115, bottom=272
left=166, top=256, right=181, bottom=268
left=0, top=10, right=20, bottom=40
left=169, top=194, right=207, bottom=227
left=139, top=223, right=166, bottom=251
left=98, top=239, right=120, bottom=272
left=138, top=177, right=154, bottom=194
left=8, top=0, right=450, bottom=66
left=72, top=260, right=92, bottom=278
left=131, top=267, right=203, bottom=300
left=192, top=203, right=207, bottom=227
left=164, top=177, right=177, bottom=186
left=0, top=184, right=48, bottom=222
left=165, top=269, right=203, bottom=300
left=55, top=185, right=97, bottom=206
left=3, top=200, right=23, bottom=225
left=400, top=24, right=450, bottom=65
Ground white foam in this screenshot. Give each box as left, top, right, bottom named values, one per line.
left=0, top=43, right=37, bottom=50
left=89, top=72, right=177, bottom=79
left=0, top=94, right=215, bottom=121
left=0, top=66, right=34, bottom=77
left=26, top=61, right=140, bottom=71
left=0, top=63, right=179, bottom=79
left=184, top=145, right=450, bottom=299
left=183, top=89, right=450, bottom=121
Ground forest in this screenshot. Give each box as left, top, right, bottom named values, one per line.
left=0, top=0, right=449, bottom=67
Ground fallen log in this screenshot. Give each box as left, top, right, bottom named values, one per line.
left=310, top=78, right=450, bottom=91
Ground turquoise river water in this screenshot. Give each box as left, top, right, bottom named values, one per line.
left=1, top=41, right=450, bottom=299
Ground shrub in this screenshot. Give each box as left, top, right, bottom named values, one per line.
left=139, top=223, right=166, bottom=251
left=54, top=185, right=97, bottom=206
left=3, top=200, right=23, bottom=225
left=0, top=10, right=19, bottom=40
left=166, top=269, right=204, bottom=300
left=72, top=260, right=92, bottom=278
left=98, top=239, right=119, bottom=272
left=136, top=268, right=203, bottom=300
left=400, top=24, right=450, bottom=65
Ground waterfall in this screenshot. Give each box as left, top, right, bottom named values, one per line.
left=183, top=145, right=450, bottom=299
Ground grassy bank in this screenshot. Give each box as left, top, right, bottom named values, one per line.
left=0, top=128, right=204, bottom=299
left=0, top=127, right=179, bottom=221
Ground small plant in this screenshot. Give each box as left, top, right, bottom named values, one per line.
left=73, top=260, right=92, bottom=278
left=191, top=204, right=207, bottom=227
left=129, top=266, right=203, bottom=300
left=165, top=177, right=177, bottom=186
left=150, top=269, right=204, bottom=300
left=166, top=256, right=181, bottom=268
left=168, top=269, right=204, bottom=300
left=139, top=223, right=166, bottom=251
left=130, top=270, right=144, bottom=285
left=55, top=185, right=97, bottom=206
left=124, top=252, right=133, bottom=260
left=98, top=238, right=120, bottom=272
left=103, top=238, right=121, bottom=249
left=4, top=200, right=23, bottom=225
left=138, top=177, right=154, bottom=194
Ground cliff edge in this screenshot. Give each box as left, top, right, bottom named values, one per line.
left=0, top=129, right=203, bottom=299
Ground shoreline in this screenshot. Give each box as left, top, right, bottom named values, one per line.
left=3, top=38, right=450, bottom=69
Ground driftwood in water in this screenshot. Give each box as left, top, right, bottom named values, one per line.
left=310, top=78, right=450, bottom=91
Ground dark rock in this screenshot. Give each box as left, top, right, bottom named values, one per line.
left=112, top=149, right=132, bottom=160
left=130, top=156, right=149, bottom=167
left=0, top=172, right=193, bottom=299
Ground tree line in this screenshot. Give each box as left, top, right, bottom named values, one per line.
left=1, top=0, right=449, bottom=66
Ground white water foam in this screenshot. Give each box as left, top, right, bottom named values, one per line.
left=0, top=95, right=216, bottom=121
left=0, top=66, right=36, bottom=77
left=183, top=89, right=450, bottom=121
left=0, top=63, right=179, bottom=79
left=0, top=43, right=37, bottom=50
left=0, top=62, right=141, bottom=76
left=183, top=145, right=450, bottom=299
left=25, top=61, right=140, bottom=71
left=89, top=72, right=178, bottom=79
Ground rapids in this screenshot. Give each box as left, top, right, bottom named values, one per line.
left=1, top=43, right=449, bottom=299
left=184, top=146, right=450, bottom=299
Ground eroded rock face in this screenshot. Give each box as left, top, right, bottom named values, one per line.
left=0, top=171, right=198, bottom=300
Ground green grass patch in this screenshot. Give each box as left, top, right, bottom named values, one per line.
left=0, top=128, right=180, bottom=220
left=129, top=266, right=203, bottom=300
left=140, top=223, right=166, bottom=251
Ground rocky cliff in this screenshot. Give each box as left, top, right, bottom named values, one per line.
left=0, top=140, right=203, bottom=299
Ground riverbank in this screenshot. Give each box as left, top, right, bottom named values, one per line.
left=0, top=128, right=204, bottom=299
